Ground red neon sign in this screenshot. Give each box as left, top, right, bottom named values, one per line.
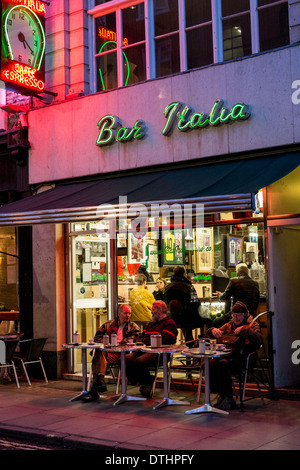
left=10, top=0, right=46, bottom=15
left=98, top=27, right=128, bottom=46
left=0, top=62, right=45, bottom=92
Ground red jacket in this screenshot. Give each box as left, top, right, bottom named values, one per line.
left=140, top=315, right=178, bottom=346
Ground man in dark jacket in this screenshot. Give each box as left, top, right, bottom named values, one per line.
left=125, top=300, right=177, bottom=397
left=164, top=266, right=201, bottom=343
left=216, top=263, right=260, bottom=316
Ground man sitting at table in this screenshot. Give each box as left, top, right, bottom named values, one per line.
left=208, top=301, right=263, bottom=411
left=125, top=300, right=178, bottom=398
left=83, top=304, right=140, bottom=402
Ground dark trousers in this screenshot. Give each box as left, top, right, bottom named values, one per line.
left=209, top=357, right=236, bottom=398
left=125, top=351, right=160, bottom=386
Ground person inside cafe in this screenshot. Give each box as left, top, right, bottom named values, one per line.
left=152, top=277, right=167, bottom=302
left=164, top=266, right=201, bottom=344
left=207, top=301, right=263, bottom=411
left=129, top=274, right=155, bottom=327
left=83, top=304, right=140, bottom=402
left=125, top=300, right=178, bottom=398
left=215, top=263, right=260, bottom=320
left=137, top=264, right=154, bottom=282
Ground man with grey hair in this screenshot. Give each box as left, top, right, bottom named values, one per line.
left=216, top=263, right=260, bottom=316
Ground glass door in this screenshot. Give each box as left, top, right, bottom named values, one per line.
left=70, top=231, right=111, bottom=372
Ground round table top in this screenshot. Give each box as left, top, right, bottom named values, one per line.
left=141, top=344, right=186, bottom=354
left=182, top=347, right=232, bottom=358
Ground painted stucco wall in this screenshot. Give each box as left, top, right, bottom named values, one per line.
left=28, top=44, right=300, bottom=185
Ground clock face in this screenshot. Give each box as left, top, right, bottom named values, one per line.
left=3, top=5, right=45, bottom=69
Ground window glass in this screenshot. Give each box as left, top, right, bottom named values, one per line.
left=221, top=0, right=249, bottom=16
left=258, top=3, right=289, bottom=51
left=96, top=51, right=118, bottom=91
left=186, top=0, right=212, bottom=27
left=95, top=0, right=113, bottom=5
left=154, top=0, right=178, bottom=36
left=95, top=13, right=116, bottom=52
left=124, top=44, right=146, bottom=85
left=258, top=0, right=283, bottom=6
left=155, top=34, right=180, bottom=77
left=186, top=24, right=213, bottom=69
left=122, top=4, right=145, bottom=45
left=223, top=14, right=251, bottom=61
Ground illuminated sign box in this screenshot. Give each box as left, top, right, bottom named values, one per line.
left=1, top=0, right=46, bottom=94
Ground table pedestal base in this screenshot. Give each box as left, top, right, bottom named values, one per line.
left=113, top=393, right=146, bottom=406
left=185, top=403, right=228, bottom=415
left=153, top=397, right=190, bottom=410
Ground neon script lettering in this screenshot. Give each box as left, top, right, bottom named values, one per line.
left=161, top=100, right=251, bottom=135
left=0, top=62, right=44, bottom=91
left=96, top=115, right=145, bottom=147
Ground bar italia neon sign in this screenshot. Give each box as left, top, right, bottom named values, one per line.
left=1, top=0, right=46, bottom=93
left=96, top=99, right=251, bottom=147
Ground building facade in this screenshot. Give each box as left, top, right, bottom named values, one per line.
left=1, top=0, right=300, bottom=388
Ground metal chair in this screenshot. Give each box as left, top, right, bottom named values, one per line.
left=170, top=355, right=204, bottom=403
left=13, top=338, right=48, bottom=386
left=232, top=311, right=274, bottom=411
left=0, top=339, right=20, bottom=388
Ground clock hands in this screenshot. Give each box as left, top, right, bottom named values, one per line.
left=18, top=32, right=34, bottom=54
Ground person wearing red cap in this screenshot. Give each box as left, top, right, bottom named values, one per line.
left=207, top=301, right=263, bottom=411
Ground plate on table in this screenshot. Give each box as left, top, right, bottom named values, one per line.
left=216, top=344, right=226, bottom=351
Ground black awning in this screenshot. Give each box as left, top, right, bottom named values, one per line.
left=0, top=152, right=299, bottom=225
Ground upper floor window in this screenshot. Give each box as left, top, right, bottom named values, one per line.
left=89, top=0, right=289, bottom=93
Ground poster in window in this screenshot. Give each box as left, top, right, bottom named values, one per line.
left=163, top=230, right=183, bottom=265
left=227, top=235, right=243, bottom=267
left=128, top=233, right=146, bottom=264
left=195, top=228, right=213, bottom=272
left=148, top=243, right=159, bottom=273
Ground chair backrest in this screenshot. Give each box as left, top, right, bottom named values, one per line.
left=26, top=338, right=47, bottom=361
left=4, top=340, right=19, bottom=363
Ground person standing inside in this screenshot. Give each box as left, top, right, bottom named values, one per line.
left=152, top=277, right=167, bottom=302
left=129, top=274, right=155, bottom=327
left=164, top=266, right=200, bottom=344
left=215, top=263, right=260, bottom=317
left=83, top=304, right=140, bottom=402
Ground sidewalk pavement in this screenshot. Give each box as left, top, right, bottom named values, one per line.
left=0, top=377, right=300, bottom=452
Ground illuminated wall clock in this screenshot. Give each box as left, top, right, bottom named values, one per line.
left=2, top=4, right=45, bottom=70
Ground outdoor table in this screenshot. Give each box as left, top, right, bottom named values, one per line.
left=62, top=342, right=146, bottom=405
left=106, top=344, right=147, bottom=406
left=182, top=347, right=232, bottom=415
left=62, top=342, right=105, bottom=402
left=141, top=345, right=190, bottom=410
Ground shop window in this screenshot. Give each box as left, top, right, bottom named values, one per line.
left=222, top=0, right=251, bottom=61
left=258, top=0, right=289, bottom=52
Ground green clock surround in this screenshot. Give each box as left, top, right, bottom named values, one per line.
left=2, top=4, right=45, bottom=70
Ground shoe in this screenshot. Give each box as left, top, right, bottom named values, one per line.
left=139, top=384, right=152, bottom=398
left=215, top=395, right=236, bottom=411
left=97, top=380, right=107, bottom=393
left=82, top=390, right=99, bottom=402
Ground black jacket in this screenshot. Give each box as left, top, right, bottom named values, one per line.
left=219, top=273, right=260, bottom=315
